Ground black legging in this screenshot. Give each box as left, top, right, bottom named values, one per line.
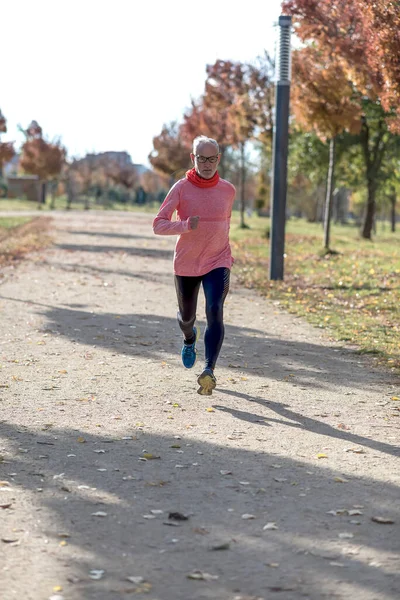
left=174, top=267, right=230, bottom=370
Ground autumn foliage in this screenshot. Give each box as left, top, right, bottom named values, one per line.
left=20, top=121, right=66, bottom=181
left=291, top=47, right=361, bottom=140
left=283, top=0, right=400, bottom=131
left=0, top=110, right=15, bottom=174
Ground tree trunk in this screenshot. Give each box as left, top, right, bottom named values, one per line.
left=49, top=180, right=56, bottom=210
left=66, top=177, right=73, bottom=210
left=362, top=179, right=377, bottom=239
left=239, top=142, right=247, bottom=229
left=323, top=137, right=336, bottom=250
left=390, top=189, right=396, bottom=232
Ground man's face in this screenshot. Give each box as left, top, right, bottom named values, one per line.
left=190, top=142, right=221, bottom=179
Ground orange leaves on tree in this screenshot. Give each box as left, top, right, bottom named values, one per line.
left=148, top=122, right=191, bottom=180
left=291, top=47, right=362, bottom=141
left=0, top=109, right=16, bottom=172
left=283, top=0, right=400, bottom=131
left=20, top=121, right=66, bottom=180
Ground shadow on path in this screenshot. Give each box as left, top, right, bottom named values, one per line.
left=1, top=422, right=399, bottom=600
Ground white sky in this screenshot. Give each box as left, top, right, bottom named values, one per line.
left=1, top=0, right=283, bottom=166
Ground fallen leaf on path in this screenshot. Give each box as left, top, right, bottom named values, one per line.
left=169, top=512, right=189, bottom=521
left=334, top=477, right=348, bottom=483
left=317, top=453, right=328, bottom=459
left=141, top=453, right=160, bottom=460
left=91, top=511, right=108, bottom=517
left=242, top=514, right=256, bottom=520
left=127, top=576, right=144, bottom=584
left=371, top=516, right=394, bottom=524
left=76, top=437, right=86, bottom=443
left=187, top=571, right=219, bottom=581
left=206, top=408, right=215, bottom=412
left=192, top=527, right=209, bottom=535
left=0, top=503, right=12, bottom=509
left=210, top=542, right=230, bottom=551
left=263, top=522, right=278, bottom=530
left=220, top=470, right=232, bottom=475
left=89, top=570, right=105, bottom=580
left=391, top=397, right=399, bottom=401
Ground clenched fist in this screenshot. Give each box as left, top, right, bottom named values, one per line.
left=189, top=216, right=200, bottom=230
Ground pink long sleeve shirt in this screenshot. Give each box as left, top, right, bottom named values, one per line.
left=152, top=177, right=236, bottom=276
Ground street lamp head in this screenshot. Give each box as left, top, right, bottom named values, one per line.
left=278, top=15, right=292, bottom=83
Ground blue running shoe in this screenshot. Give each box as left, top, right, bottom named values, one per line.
left=181, top=326, right=200, bottom=369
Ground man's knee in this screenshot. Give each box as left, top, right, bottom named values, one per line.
left=206, top=303, right=223, bottom=323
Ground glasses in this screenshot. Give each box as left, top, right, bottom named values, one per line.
left=195, top=154, right=219, bottom=164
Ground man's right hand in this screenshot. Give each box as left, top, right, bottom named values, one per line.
left=189, top=216, right=200, bottom=230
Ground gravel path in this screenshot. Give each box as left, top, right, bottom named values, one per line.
left=0, top=211, right=399, bottom=600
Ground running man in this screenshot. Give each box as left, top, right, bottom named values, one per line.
left=152, top=135, right=236, bottom=395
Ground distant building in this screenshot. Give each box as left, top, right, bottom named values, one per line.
left=3, top=153, right=19, bottom=177
left=7, top=175, right=40, bottom=202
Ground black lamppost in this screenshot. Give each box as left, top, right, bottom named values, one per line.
left=269, top=15, right=292, bottom=280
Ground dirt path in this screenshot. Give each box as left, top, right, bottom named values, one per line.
left=0, top=211, right=399, bottom=600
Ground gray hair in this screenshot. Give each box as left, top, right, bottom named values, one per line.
left=192, top=135, right=219, bottom=155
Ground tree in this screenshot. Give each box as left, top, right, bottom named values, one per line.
left=20, top=120, right=66, bottom=206
left=283, top=0, right=400, bottom=239
left=181, top=97, right=235, bottom=179
left=291, top=47, right=361, bottom=249
left=204, top=60, right=256, bottom=228
left=0, top=109, right=15, bottom=179
left=148, top=122, right=191, bottom=185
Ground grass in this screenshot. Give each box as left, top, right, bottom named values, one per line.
left=0, top=216, right=33, bottom=230
left=230, top=212, right=400, bottom=373
left=0, top=217, right=52, bottom=269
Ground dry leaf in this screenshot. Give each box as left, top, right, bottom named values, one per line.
left=317, top=453, right=328, bottom=459
left=187, top=571, right=219, bottom=581
left=169, top=512, right=189, bottom=521
left=127, top=576, right=145, bottom=584
left=91, top=511, right=108, bottom=517
left=263, top=522, right=278, bottom=530
left=210, top=541, right=230, bottom=551
left=371, top=516, right=394, bottom=524
left=76, top=437, right=86, bottom=443
left=220, top=470, right=232, bottom=475
left=142, top=453, right=160, bottom=460
left=242, top=514, right=256, bottom=520
left=206, top=408, right=215, bottom=412
left=89, top=569, right=105, bottom=580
